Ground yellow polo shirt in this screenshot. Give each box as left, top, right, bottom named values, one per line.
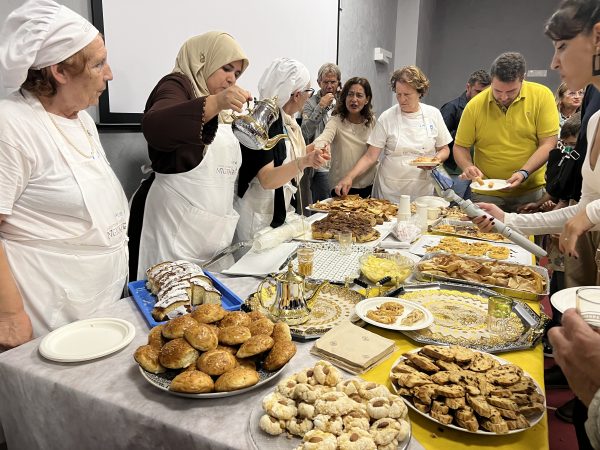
left=454, top=81, right=559, bottom=197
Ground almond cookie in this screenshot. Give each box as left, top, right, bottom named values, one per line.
left=266, top=396, right=297, bottom=420
left=259, top=414, right=286, bottom=435
left=218, top=325, right=251, bottom=346
left=294, top=383, right=319, bottom=404
left=366, top=397, right=391, bottom=420
left=236, top=334, right=274, bottom=358
left=388, top=396, right=408, bottom=420
left=402, top=353, right=439, bottom=372
left=313, top=361, right=342, bottom=386
left=297, top=402, right=316, bottom=419
left=420, top=345, right=455, bottom=362
left=358, top=382, right=391, bottom=400
left=262, top=392, right=285, bottom=411
left=286, top=417, right=314, bottom=436
left=337, top=379, right=365, bottom=396
left=369, top=418, right=401, bottom=446
left=296, top=367, right=318, bottom=385
left=337, top=428, right=377, bottom=450
left=197, top=349, right=237, bottom=376
left=190, top=303, right=226, bottom=324
left=435, top=384, right=465, bottom=399
left=276, top=376, right=298, bottom=398
left=315, top=391, right=356, bottom=416
left=396, top=419, right=410, bottom=441
left=169, top=370, right=214, bottom=394
left=313, top=414, right=344, bottom=436
left=218, top=311, right=251, bottom=328
left=301, top=430, right=337, bottom=450
left=248, top=317, right=275, bottom=336
left=342, top=410, right=370, bottom=431
left=467, top=352, right=498, bottom=372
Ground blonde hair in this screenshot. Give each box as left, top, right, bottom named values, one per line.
left=390, top=66, right=430, bottom=98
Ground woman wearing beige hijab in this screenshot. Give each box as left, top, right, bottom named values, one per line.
left=129, top=32, right=252, bottom=280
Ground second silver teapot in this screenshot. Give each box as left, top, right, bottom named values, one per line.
left=231, top=96, right=288, bottom=150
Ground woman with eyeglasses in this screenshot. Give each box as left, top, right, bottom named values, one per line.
left=234, top=58, right=329, bottom=242
left=556, top=81, right=583, bottom=126
left=335, top=66, right=452, bottom=202
left=312, top=77, right=376, bottom=198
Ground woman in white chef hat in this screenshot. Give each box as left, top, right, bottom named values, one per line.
left=234, top=57, right=330, bottom=242
left=0, top=0, right=129, bottom=348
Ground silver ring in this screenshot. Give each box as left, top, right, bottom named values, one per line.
left=563, top=237, right=569, bottom=241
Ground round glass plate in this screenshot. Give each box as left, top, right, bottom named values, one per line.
left=354, top=297, right=434, bottom=331
left=248, top=402, right=412, bottom=450
left=389, top=349, right=545, bottom=435
left=139, top=365, right=284, bottom=399
left=470, top=179, right=510, bottom=192
left=39, top=318, right=135, bottom=362
left=550, top=286, right=589, bottom=313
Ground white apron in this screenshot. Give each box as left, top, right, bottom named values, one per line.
left=372, top=107, right=437, bottom=202
left=2, top=96, right=129, bottom=336
left=137, top=124, right=241, bottom=279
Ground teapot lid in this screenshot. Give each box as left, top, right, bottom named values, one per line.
left=276, top=261, right=303, bottom=284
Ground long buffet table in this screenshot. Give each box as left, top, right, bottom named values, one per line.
left=0, top=273, right=548, bottom=450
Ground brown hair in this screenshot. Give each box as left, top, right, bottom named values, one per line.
left=545, top=0, right=600, bottom=41
left=21, top=46, right=91, bottom=97
left=390, top=66, right=430, bottom=98
left=334, top=77, right=375, bottom=126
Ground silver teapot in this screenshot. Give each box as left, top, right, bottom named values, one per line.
left=231, top=96, right=288, bottom=150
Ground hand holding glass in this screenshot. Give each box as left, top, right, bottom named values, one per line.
left=576, top=287, right=600, bottom=329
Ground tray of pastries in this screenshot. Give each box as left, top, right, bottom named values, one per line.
left=415, top=252, right=549, bottom=300
left=310, top=211, right=381, bottom=243
left=249, top=360, right=412, bottom=449
left=133, top=306, right=296, bottom=397
left=429, top=219, right=511, bottom=243
left=390, top=345, right=545, bottom=435
left=389, top=282, right=546, bottom=353
left=307, top=195, right=398, bottom=223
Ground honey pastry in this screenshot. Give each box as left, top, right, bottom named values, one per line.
left=263, top=339, right=297, bottom=371
left=337, top=428, right=377, bottom=450
left=286, top=417, right=314, bottom=436
left=161, top=314, right=198, bottom=339
left=267, top=396, right=298, bottom=420
left=169, top=370, right=214, bottom=394
left=197, top=349, right=237, bottom=376
left=158, top=338, right=199, bottom=369
left=369, top=418, right=402, bottom=446
left=272, top=322, right=293, bottom=341
left=183, top=322, right=218, bottom=351
left=236, top=334, right=274, bottom=358
left=218, top=311, right=252, bottom=328
left=214, top=367, right=260, bottom=392
left=301, top=430, right=338, bottom=450
left=190, top=303, right=226, bottom=323
left=297, top=402, right=316, bottom=420
left=248, top=317, right=275, bottom=336
left=218, top=325, right=252, bottom=346
left=134, top=345, right=166, bottom=374
left=312, top=414, right=344, bottom=436
left=341, top=411, right=371, bottom=431
left=259, top=414, right=286, bottom=435
left=147, top=325, right=166, bottom=349
left=366, top=397, right=391, bottom=420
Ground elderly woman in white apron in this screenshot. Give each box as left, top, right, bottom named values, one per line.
left=234, top=58, right=329, bottom=242
left=0, top=0, right=129, bottom=348
left=335, top=66, right=452, bottom=202
left=128, top=32, right=252, bottom=280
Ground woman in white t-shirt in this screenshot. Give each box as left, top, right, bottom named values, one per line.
left=335, top=66, right=452, bottom=202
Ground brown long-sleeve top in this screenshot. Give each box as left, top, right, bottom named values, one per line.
left=142, top=72, right=219, bottom=174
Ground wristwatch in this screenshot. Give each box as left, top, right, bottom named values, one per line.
left=514, top=169, right=530, bottom=181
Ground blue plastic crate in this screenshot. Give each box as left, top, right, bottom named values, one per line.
left=128, top=270, right=243, bottom=328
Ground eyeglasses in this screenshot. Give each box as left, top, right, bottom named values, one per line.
left=303, top=88, right=315, bottom=98
left=320, top=80, right=339, bottom=86
left=566, top=90, right=584, bottom=98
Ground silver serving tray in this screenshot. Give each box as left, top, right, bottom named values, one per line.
left=414, top=252, right=549, bottom=300
left=429, top=218, right=512, bottom=243
left=388, top=281, right=547, bottom=353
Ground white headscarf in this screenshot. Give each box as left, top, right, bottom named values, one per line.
left=0, top=0, right=99, bottom=96
left=258, top=58, right=310, bottom=108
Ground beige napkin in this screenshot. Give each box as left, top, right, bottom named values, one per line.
left=311, top=321, right=396, bottom=375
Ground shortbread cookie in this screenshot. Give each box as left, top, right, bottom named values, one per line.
left=267, top=396, right=298, bottom=420
left=315, top=391, right=356, bottom=416
left=294, top=383, right=319, bottom=404
left=369, top=418, right=401, bottom=446
left=342, top=410, right=371, bottom=431
left=337, top=428, right=377, bottom=450
left=358, top=382, right=391, bottom=400
left=313, top=414, right=344, bottom=436
left=277, top=376, right=298, bottom=398
left=259, top=414, right=286, bottom=435
left=297, top=402, right=316, bottom=419
left=313, top=361, right=342, bottom=386
left=366, top=397, right=391, bottom=420
left=286, top=417, right=314, bottom=436
left=302, top=430, right=337, bottom=450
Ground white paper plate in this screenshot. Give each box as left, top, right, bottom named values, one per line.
left=355, top=297, right=433, bottom=331
left=470, top=179, right=510, bottom=192
left=389, top=349, right=545, bottom=435
left=140, top=365, right=284, bottom=398
left=39, top=318, right=135, bottom=362
left=550, top=286, right=597, bottom=313
left=414, top=196, right=450, bottom=208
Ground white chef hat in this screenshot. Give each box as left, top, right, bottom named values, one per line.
left=258, top=57, right=310, bottom=108
left=0, top=0, right=99, bottom=95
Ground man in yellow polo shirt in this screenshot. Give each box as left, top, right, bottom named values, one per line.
left=454, top=52, right=559, bottom=212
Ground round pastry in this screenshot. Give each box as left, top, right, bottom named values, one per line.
left=302, top=430, right=337, bottom=450
left=235, top=357, right=256, bottom=371
left=388, top=396, right=408, bottom=420
left=265, top=396, right=297, bottom=420
left=262, top=392, right=285, bottom=412
left=190, top=303, right=227, bottom=323
left=342, top=410, right=371, bottom=431
left=248, top=317, right=275, bottom=336
left=286, top=417, right=314, bottom=436
left=277, top=376, right=298, bottom=398
left=147, top=325, right=166, bottom=349
left=236, top=334, right=274, bottom=358
left=218, top=326, right=252, bottom=346
left=313, top=361, right=342, bottom=386
left=358, top=382, right=391, bottom=400
left=259, top=414, right=286, bottom=436
left=272, top=322, right=292, bottom=341
left=296, top=368, right=317, bottom=385
left=293, top=383, right=319, bottom=404
left=216, top=344, right=237, bottom=355
left=337, top=428, right=377, bottom=450
left=159, top=338, right=199, bottom=369
left=263, top=340, right=296, bottom=371
left=313, top=414, right=344, bottom=436
left=134, top=345, right=166, bottom=374
left=161, top=315, right=198, bottom=339
left=214, top=367, right=260, bottom=392
left=366, top=397, right=391, bottom=420
left=315, top=391, right=356, bottom=416
left=337, top=379, right=365, bottom=397
left=205, top=323, right=220, bottom=339
left=197, top=349, right=237, bottom=376
left=369, top=418, right=402, bottom=446
left=169, top=369, right=214, bottom=393
left=247, top=310, right=267, bottom=322
left=218, top=311, right=252, bottom=328
left=183, top=322, right=218, bottom=351
left=297, top=402, right=316, bottom=419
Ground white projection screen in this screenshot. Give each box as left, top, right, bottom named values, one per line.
left=91, top=0, right=339, bottom=125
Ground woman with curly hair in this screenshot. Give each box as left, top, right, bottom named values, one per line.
left=312, top=77, right=376, bottom=198
left=335, top=66, right=451, bottom=201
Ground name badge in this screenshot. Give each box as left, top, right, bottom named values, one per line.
left=424, top=118, right=436, bottom=138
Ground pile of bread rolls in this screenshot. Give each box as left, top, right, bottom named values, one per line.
left=134, top=305, right=297, bottom=393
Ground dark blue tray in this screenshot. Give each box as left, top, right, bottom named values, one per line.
left=128, top=270, right=243, bottom=328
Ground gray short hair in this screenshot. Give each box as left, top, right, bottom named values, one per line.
left=490, top=52, right=526, bottom=82
left=317, top=63, right=341, bottom=82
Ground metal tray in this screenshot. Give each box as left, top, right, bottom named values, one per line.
left=429, top=218, right=512, bottom=243
left=387, top=281, right=546, bottom=353
left=414, top=252, right=549, bottom=300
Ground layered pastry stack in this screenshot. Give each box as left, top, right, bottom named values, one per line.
left=134, top=306, right=297, bottom=393
left=146, top=260, right=222, bottom=321
left=311, top=211, right=380, bottom=243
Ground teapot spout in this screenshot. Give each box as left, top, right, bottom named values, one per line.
left=263, top=133, right=288, bottom=150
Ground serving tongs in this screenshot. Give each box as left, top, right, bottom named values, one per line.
left=201, top=241, right=252, bottom=269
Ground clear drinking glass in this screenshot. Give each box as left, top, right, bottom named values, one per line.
left=487, top=295, right=514, bottom=334
left=296, top=246, right=314, bottom=277
left=576, top=287, right=600, bottom=329
left=337, top=232, right=353, bottom=255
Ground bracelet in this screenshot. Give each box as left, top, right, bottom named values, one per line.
left=514, top=169, right=530, bottom=181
